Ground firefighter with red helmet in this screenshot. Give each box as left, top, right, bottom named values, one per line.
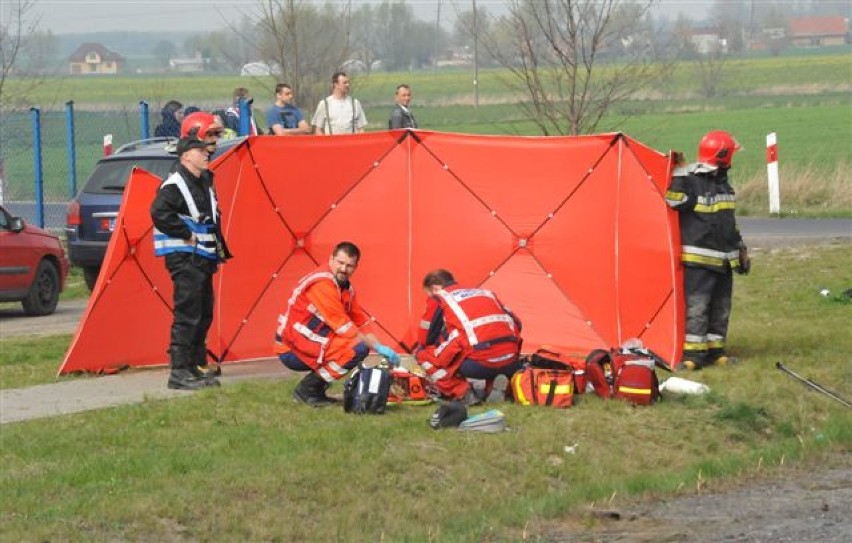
left=666, top=130, right=750, bottom=371
left=413, top=269, right=523, bottom=405
left=151, top=112, right=232, bottom=390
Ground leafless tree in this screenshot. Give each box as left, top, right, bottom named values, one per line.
left=474, top=0, right=675, bottom=135
left=0, top=0, right=46, bottom=111
left=694, top=43, right=728, bottom=99
left=1, top=0, right=52, bottom=201
left=251, top=0, right=352, bottom=112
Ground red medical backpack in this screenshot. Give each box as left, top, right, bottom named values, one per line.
left=585, top=349, right=661, bottom=406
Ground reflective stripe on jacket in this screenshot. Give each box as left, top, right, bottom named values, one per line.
left=666, top=163, right=743, bottom=271
left=153, top=172, right=221, bottom=261
left=274, top=268, right=369, bottom=378
left=416, top=285, right=521, bottom=374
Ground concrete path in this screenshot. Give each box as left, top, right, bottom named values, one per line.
left=1, top=358, right=289, bottom=424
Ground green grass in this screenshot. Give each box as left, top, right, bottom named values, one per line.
left=0, top=335, right=73, bottom=388
left=2, top=50, right=850, bottom=214
left=6, top=48, right=850, bottom=108
left=1, top=244, right=850, bottom=541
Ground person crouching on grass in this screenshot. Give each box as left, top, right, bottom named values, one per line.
left=274, top=241, right=401, bottom=407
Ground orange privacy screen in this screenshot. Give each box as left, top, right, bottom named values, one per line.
left=59, top=131, right=683, bottom=374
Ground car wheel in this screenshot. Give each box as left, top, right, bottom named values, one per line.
left=83, top=266, right=100, bottom=291
left=22, top=260, right=60, bottom=316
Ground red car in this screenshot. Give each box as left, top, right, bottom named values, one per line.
left=0, top=205, right=69, bottom=315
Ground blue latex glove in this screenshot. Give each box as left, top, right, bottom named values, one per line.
left=375, top=344, right=401, bottom=366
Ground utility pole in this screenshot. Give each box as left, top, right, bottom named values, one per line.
left=472, top=0, right=479, bottom=108
left=434, top=0, right=441, bottom=79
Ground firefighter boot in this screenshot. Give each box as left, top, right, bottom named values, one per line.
left=168, top=348, right=216, bottom=390
left=193, top=344, right=222, bottom=379
left=293, top=372, right=333, bottom=407
left=678, top=351, right=707, bottom=372
left=709, top=353, right=739, bottom=367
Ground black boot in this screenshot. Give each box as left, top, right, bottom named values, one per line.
left=169, top=369, right=216, bottom=390
left=293, top=372, right=333, bottom=407
left=169, top=347, right=219, bottom=390
left=193, top=345, right=222, bottom=378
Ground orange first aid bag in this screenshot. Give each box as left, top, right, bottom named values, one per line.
left=511, top=367, right=574, bottom=408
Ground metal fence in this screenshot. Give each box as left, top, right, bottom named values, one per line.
left=0, top=100, right=251, bottom=229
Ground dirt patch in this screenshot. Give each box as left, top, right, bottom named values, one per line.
left=524, top=453, right=852, bottom=542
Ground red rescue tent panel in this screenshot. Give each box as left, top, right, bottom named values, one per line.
left=59, top=131, right=682, bottom=374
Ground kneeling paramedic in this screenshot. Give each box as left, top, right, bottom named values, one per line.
left=666, top=130, right=750, bottom=370
left=413, top=269, right=523, bottom=405
left=274, top=241, right=401, bottom=407
left=151, top=112, right=231, bottom=390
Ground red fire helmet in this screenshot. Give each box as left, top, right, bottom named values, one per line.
left=697, top=130, right=741, bottom=168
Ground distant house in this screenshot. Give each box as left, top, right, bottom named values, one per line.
left=787, top=16, right=847, bottom=47
left=169, top=52, right=205, bottom=74
left=68, top=43, right=124, bottom=75
left=690, top=27, right=727, bottom=55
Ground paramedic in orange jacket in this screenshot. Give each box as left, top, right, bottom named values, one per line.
left=414, top=269, right=523, bottom=405
left=275, top=241, right=400, bottom=407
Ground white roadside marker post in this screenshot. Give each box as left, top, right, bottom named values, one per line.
left=766, top=132, right=780, bottom=214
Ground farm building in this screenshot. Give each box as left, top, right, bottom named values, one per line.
left=787, top=16, right=848, bottom=48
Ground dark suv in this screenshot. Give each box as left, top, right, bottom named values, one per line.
left=65, top=137, right=242, bottom=290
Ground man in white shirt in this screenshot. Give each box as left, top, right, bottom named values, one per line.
left=311, top=72, right=367, bottom=135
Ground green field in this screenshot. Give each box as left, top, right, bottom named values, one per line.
left=1, top=244, right=850, bottom=541
left=1, top=51, right=850, bottom=216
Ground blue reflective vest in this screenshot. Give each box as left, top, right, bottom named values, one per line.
left=153, top=172, right=222, bottom=261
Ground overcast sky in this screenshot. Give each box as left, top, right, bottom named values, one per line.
left=24, top=0, right=708, bottom=35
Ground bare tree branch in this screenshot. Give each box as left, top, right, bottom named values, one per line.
left=478, top=0, right=676, bottom=136
left=1, top=0, right=46, bottom=111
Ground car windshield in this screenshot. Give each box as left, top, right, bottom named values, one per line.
left=83, top=157, right=176, bottom=194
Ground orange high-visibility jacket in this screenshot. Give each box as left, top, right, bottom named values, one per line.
left=274, top=267, right=371, bottom=380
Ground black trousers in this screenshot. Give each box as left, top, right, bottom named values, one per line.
left=166, top=253, right=216, bottom=370
left=683, top=266, right=733, bottom=364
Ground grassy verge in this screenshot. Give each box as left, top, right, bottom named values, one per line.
left=0, top=335, right=73, bottom=388
left=1, top=244, right=850, bottom=541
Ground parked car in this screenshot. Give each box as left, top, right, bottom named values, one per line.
left=0, top=204, right=69, bottom=315
left=65, top=137, right=243, bottom=290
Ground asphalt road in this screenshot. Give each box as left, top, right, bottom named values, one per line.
left=738, top=217, right=852, bottom=248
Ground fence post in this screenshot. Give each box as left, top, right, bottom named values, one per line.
left=65, top=100, right=77, bottom=199
left=238, top=97, right=250, bottom=136
left=140, top=100, right=150, bottom=140
left=30, top=107, right=45, bottom=228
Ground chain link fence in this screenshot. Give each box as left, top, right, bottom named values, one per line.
left=0, top=102, right=193, bottom=229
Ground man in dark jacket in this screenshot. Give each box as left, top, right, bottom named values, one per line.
left=154, top=100, right=183, bottom=138
left=388, top=84, right=417, bottom=129
left=151, top=112, right=231, bottom=390
left=666, top=130, right=750, bottom=371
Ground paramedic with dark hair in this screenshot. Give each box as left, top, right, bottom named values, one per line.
left=413, top=269, right=523, bottom=406
left=274, top=242, right=400, bottom=407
